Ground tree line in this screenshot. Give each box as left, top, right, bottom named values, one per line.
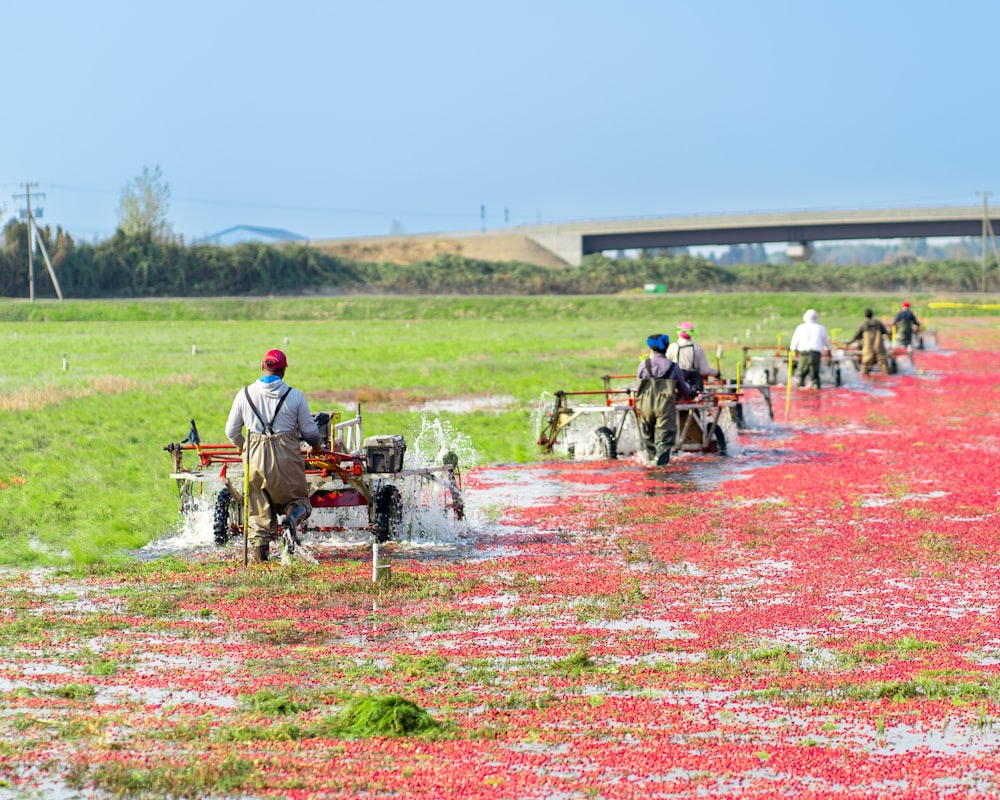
left=1, top=220, right=996, bottom=299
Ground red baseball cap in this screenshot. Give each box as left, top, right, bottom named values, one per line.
left=262, top=349, right=288, bottom=370
left=902, top=301, right=911, bottom=308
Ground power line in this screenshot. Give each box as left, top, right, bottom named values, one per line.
left=45, top=182, right=483, bottom=220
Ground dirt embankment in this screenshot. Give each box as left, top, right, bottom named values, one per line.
left=306, top=233, right=568, bottom=268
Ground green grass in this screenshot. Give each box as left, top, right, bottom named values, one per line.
left=334, top=694, right=441, bottom=737
left=67, top=754, right=268, bottom=799
left=0, top=294, right=992, bottom=565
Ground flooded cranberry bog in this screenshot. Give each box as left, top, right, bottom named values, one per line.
left=2, top=319, right=999, bottom=799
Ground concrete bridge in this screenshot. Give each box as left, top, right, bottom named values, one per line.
left=310, top=206, right=999, bottom=267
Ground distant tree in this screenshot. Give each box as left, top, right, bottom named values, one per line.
left=901, top=237, right=928, bottom=258
left=117, top=165, right=173, bottom=240
left=2, top=218, right=24, bottom=249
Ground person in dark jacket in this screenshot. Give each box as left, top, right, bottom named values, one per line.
left=635, top=334, right=692, bottom=467
left=892, top=301, right=921, bottom=350
left=846, top=309, right=891, bottom=376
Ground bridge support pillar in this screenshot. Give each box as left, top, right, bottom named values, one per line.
left=526, top=231, right=584, bottom=267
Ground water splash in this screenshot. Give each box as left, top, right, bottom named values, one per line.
left=139, top=492, right=218, bottom=559
left=410, top=414, right=478, bottom=469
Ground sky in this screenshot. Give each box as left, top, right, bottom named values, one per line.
left=3, top=0, right=999, bottom=245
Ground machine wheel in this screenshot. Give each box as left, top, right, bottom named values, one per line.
left=729, top=403, right=746, bottom=430
left=373, top=484, right=403, bottom=543
left=594, top=426, right=617, bottom=460
left=213, top=487, right=241, bottom=547
left=705, top=425, right=728, bottom=456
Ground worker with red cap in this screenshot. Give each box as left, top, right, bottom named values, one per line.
left=225, top=349, right=322, bottom=562
left=892, top=301, right=921, bottom=351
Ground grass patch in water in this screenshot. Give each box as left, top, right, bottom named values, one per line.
left=218, top=694, right=441, bottom=743
left=240, top=688, right=315, bottom=715
left=392, top=652, right=449, bottom=677
left=335, top=694, right=441, bottom=737
left=551, top=648, right=598, bottom=677
left=67, top=754, right=267, bottom=799
left=48, top=683, right=97, bottom=701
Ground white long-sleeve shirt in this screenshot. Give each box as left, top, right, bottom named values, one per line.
left=789, top=321, right=831, bottom=353
left=226, top=377, right=321, bottom=450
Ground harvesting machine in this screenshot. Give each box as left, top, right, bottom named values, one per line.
left=164, top=407, right=464, bottom=557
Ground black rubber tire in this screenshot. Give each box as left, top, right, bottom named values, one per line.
left=213, top=487, right=240, bottom=547
left=594, top=426, right=617, bottom=460
left=729, top=403, right=746, bottom=430
left=373, top=484, right=403, bottom=543
left=706, top=425, right=728, bottom=456
left=887, top=355, right=898, bottom=375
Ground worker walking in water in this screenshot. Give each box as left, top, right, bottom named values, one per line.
left=846, top=309, right=892, bottom=376
left=636, top=334, right=692, bottom=467
left=666, top=321, right=720, bottom=393
left=225, top=349, right=323, bottom=563
left=892, top=301, right=921, bottom=351
left=789, top=309, right=832, bottom=389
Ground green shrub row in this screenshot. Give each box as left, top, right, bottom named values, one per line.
left=2, top=222, right=998, bottom=298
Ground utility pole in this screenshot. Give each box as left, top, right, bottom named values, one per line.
left=13, top=183, right=41, bottom=301
left=13, top=183, right=63, bottom=301
left=975, top=191, right=1000, bottom=295
left=977, top=191, right=991, bottom=295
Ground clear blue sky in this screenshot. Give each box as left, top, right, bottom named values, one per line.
left=3, top=0, right=998, bottom=244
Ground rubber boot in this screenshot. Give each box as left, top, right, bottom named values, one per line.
left=286, top=504, right=308, bottom=532
left=252, top=544, right=269, bottom=563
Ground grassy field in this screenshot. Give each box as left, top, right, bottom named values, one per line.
left=0, top=319, right=996, bottom=798
left=0, top=293, right=994, bottom=566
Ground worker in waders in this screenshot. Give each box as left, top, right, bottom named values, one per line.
left=225, top=349, right=322, bottom=562
left=892, top=301, right=921, bottom=351
left=789, top=309, right=832, bottom=390
left=636, top=334, right=692, bottom=467
left=665, top=321, right=720, bottom=394
left=846, top=309, right=892, bottom=376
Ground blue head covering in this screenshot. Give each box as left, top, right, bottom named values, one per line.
left=646, top=334, right=669, bottom=353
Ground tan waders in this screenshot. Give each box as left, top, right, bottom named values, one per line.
left=860, top=329, right=890, bottom=376
left=244, top=430, right=312, bottom=552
